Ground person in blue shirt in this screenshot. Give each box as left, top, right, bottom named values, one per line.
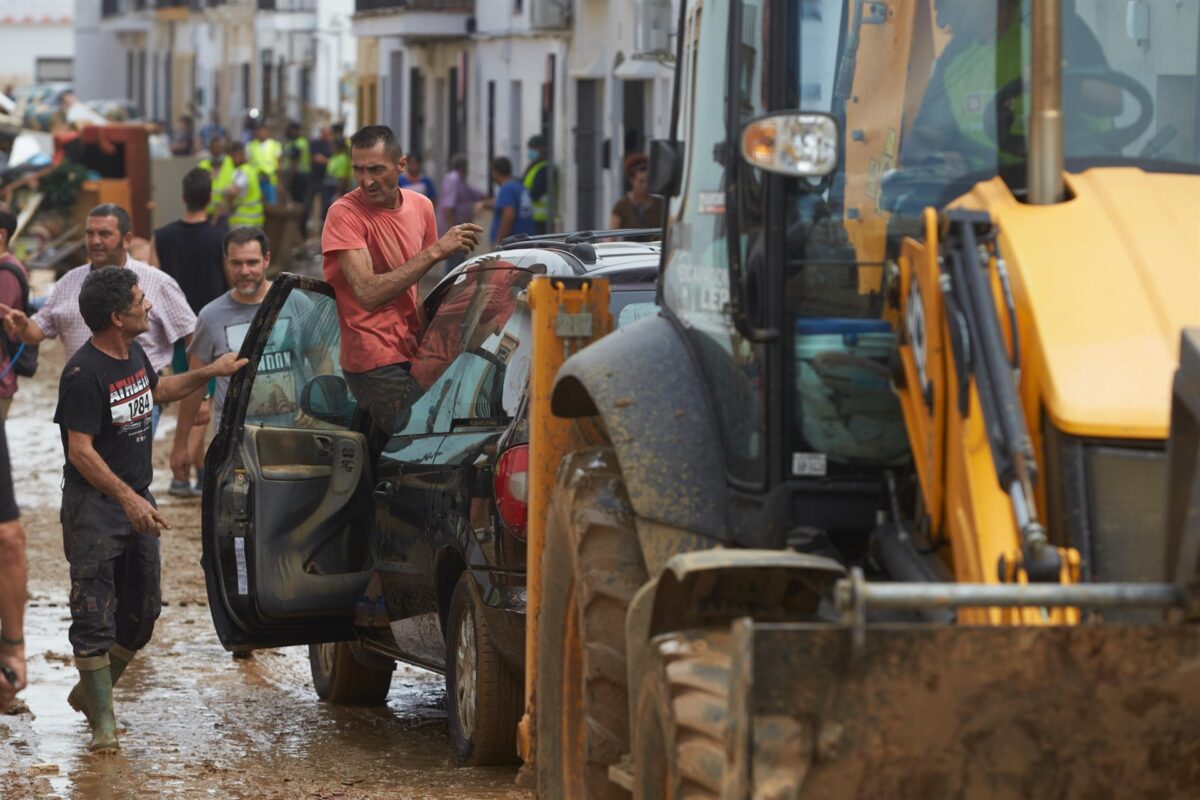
left=397, top=153, right=438, bottom=204
left=485, top=156, right=536, bottom=245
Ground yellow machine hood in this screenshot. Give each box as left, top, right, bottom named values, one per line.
left=961, top=169, right=1200, bottom=439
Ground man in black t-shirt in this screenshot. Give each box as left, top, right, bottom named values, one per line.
left=149, top=168, right=228, bottom=496
left=54, top=268, right=246, bottom=754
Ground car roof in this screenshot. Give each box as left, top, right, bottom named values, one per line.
left=442, top=239, right=659, bottom=281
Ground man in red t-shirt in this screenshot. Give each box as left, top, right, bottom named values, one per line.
left=321, top=125, right=482, bottom=436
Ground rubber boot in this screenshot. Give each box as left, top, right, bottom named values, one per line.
left=68, top=644, right=133, bottom=725
left=75, top=655, right=119, bottom=753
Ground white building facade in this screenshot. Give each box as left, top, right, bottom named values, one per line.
left=352, top=0, right=677, bottom=231
left=0, top=0, right=76, bottom=89
left=73, top=0, right=356, bottom=135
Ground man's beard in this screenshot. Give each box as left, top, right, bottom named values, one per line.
left=235, top=280, right=262, bottom=298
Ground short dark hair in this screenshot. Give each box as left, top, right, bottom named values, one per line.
left=0, top=210, right=15, bottom=243
left=223, top=226, right=270, bottom=258
left=182, top=168, right=212, bottom=212
left=79, top=267, right=138, bottom=332
left=448, top=153, right=468, bottom=174
left=88, top=204, right=132, bottom=237
left=227, top=140, right=245, bottom=154
left=491, top=156, right=513, bottom=178
left=350, top=125, right=404, bottom=161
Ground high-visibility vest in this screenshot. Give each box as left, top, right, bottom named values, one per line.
left=229, top=164, right=265, bottom=228
left=523, top=160, right=549, bottom=223
left=940, top=21, right=1111, bottom=169
left=199, top=155, right=236, bottom=216
left=248, top=139, right=282, bottom=184
left=286, top=136, right=311, bottom=174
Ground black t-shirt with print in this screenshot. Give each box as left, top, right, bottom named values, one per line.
left=55, top=341, right=160, bottom=492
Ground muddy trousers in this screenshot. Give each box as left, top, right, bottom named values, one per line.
left=344, top=363, right=422, bottom=445
left=61, top=482, right=162, bottom=658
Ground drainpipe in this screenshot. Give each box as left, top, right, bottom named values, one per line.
left=1028, top=0, right=1064, bottom=204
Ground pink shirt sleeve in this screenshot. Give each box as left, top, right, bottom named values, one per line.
left=422, top=199, right=438, bottom=251
left=321, top=201, right=369, bottom=256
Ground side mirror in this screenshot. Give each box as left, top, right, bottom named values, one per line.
left=740, top=112, right=839, bottom=177
left=647, top=139, right=684, bottom=197
left=300, top=375, right=353, bottom=425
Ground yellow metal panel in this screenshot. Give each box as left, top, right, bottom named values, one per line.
left=893, top=209, right=947, bottom=536
left=957, top=170, right=1200, bottom=439
left=517, top=276, right=611, bottom=766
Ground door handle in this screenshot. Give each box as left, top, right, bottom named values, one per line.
left=373, top=481, right=396, bottom=505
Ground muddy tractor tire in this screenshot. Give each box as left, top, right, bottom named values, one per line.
left=536, top=447, right=649, bottom=799
left=308, top=641, right=393, bottom=705
left=446, top=573, right=523, bottom=765
left=633, top=630, right=733, bottom=800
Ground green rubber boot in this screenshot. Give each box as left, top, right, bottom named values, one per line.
left=68, top=644, right=133, bottom=726
left=75, top=654, right=119, bottom=753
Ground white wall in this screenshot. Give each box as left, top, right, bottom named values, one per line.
left=1, top=0, right=75, bottom=89
left=72, top=0, right=121, bottom=101
left=564, top=0, right=676, bottom=229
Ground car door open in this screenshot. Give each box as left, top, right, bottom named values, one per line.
left=202, top=274, right=373, bottom=650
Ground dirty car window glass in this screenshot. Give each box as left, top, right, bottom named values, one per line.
left=246, top=289, right=349, bottom=430
left=402, top=265, right=535, bottom=436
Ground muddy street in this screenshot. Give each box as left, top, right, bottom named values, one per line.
left=1, top=321, right=531, bottom=799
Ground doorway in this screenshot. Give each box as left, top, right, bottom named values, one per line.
left=574, top=79, right=602, bottom=230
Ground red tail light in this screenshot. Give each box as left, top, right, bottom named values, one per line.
left=494, top=444, right=530, bottom=539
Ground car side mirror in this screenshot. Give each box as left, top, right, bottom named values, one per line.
left=300, top=375, right=353, bottom=425
left=647, top=139, right=684, bottom=197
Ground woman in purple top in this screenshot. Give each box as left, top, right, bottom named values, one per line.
left=436, top=154, right=487, bottom=273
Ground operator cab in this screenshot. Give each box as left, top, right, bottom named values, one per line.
left=652, top=0, right=1200, bottom=563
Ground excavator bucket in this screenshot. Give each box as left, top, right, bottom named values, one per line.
left=726, top=618, right=1200, bottom=799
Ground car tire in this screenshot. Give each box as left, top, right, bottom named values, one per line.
left=446, top=573, right=522, bottom=765
left=308, top=641, right=393, bottom=705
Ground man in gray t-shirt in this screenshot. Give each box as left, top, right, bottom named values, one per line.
left=188, top=290, right=313, bottom=430
left=169, top=228, right=315, bottom=479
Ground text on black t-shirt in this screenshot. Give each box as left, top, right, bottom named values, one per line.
left=55, top=341, right=160, bottom=492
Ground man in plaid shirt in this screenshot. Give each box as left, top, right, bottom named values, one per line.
left=1, top=204, right=196, bottom=434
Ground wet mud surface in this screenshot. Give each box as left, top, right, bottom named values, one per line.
left=2, top=310, right=531, bottom=799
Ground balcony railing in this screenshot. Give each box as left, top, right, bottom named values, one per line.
left=356, top=0, right=473, bottom=12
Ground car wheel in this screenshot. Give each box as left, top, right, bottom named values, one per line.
left=308, top=641, right=393, bottom=705
left=445, top=573, right=522, bottom=765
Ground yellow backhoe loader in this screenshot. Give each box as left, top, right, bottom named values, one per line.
left=517, top=0, right=1200, bottom=797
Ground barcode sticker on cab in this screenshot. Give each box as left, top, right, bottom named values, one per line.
left=792, top=452, right=827, bottom=477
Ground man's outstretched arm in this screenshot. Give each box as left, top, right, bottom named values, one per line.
left=336, top=223, right=483, bottom=313
left=0, top=303, right=47, bottom=345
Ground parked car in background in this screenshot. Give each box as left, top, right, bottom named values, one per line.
left=200, top=232, right=661, bottom=765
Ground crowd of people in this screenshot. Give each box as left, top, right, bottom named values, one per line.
left=0, top=113, right=667, bottom=752
left=0, top=122, right=482, bottom=753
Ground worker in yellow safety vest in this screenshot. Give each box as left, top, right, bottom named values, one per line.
left=198, top=135, right=236, bottom=221
left=247, top=125, right=282, bottom=204
left=902, top=0, right=1118, bottom=174
left=224, top=141, right=265, bottom=228
left=521, top=134, right=554, bottom=234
